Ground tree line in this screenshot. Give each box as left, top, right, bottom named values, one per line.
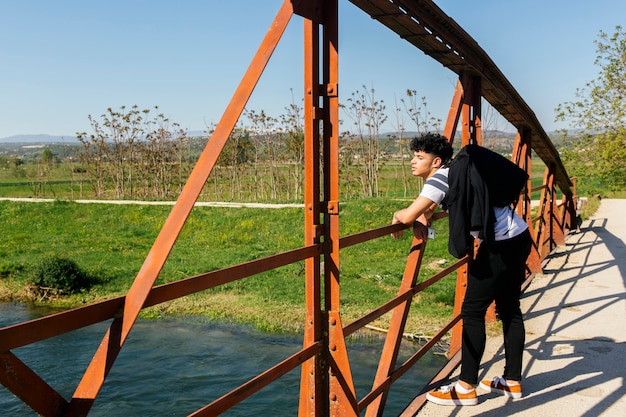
left=75, top=106, right=191, bottom=200
left=6, top=26, right=623, bottom=201
left=556, top=25, right=626, bottom=193
left=68, top=86, right=442, bottom=202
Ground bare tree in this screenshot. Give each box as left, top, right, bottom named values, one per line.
left=214, top=126, right=253, bottom=200
left=246, top=109, right=283, bottom=199
left=76, top=121, right=109, bottom=198
left=27, top=149, right=55, bottom=197
left=279, top=100, right=304, bottom=201
left=341, top=85, right=388, bottom=197
left=76, top=106, right=188, bottom=199
left=400, top=89, right=442, bottom=135
left=391, top=93, right=411, bottom=197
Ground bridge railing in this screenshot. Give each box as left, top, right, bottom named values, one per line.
left=0, top=168, right=575, bottom=417
left=1, top=1, right=578, bottom=416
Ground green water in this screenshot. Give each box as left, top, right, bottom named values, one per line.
left=0, top=303, right=446, bottom=416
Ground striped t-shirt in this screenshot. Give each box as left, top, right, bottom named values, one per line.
left=420, top=167, right=449, bottom=206
left=420, top=167, right=528, bottom=241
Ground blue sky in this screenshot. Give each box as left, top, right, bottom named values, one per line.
left=1, top=0, right=625, bottom=139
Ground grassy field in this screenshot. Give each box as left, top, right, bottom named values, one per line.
left=1, top=154, right=602, bottom=335
left=0, top=198, right=458, bottom=335
left=0, top=157, right=554, bottom=202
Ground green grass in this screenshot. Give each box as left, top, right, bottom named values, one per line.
left=0, top=156, right=550, bottom=202
left=0, top=198, right=457, bottom=334
left=0, top=155, right=593, bottom=334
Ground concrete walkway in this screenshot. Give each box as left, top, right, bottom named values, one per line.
left=418, top=198, right=626, bottom=417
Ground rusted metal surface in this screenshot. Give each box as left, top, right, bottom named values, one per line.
left=0, top=352, right=67, bottom=417
left=315, top=2, right=361, bottom=415
left=513, top=131, right=544, bottom=275
left=443, top=80, right=463, bottom=141
left=60, top=3, right=298, bottom=416
left=0, top=1, right=578, bottom=416
left=365, top=227, right=428, bottom=416
left=343, top=253, right=467, bottom=338
left=299, top=1, right=327, bottom=415
left=348, top=0, right=572, bottom=193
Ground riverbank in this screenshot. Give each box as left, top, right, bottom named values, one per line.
left=0, top=198, right=456, bottom=335
left=0, top=301, right=449, bottom=417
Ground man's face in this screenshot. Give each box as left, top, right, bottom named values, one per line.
left=411, top=150, right=439, bottom=179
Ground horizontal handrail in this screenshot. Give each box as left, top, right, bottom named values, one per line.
left=343, top=255, right=468, bottom=336
left=339, top=223, right=404, bottom=248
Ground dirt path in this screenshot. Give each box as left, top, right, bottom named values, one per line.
left=0, top=197, right=303, bottom=209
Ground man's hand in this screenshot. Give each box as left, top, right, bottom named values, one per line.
left=391, top=197, right=437, bottom=239
left=391, top=211, right=404, bottom=239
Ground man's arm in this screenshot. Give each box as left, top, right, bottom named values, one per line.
left=391, top=195, right=437, bottom=239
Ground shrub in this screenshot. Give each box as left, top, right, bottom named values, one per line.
left=31, top=256, right=94, bottom=294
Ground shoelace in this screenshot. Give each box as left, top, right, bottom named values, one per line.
left=437, top=385, right=455, bottom=393
left=492, top=376, right=506, bottom=386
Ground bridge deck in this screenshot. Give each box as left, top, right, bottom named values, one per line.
left=414, top=199, right=626, bottom=416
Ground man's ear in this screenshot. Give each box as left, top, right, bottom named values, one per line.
left=432, top=156, right=443, bottom=168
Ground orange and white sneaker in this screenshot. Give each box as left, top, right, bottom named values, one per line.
left=479, top=376, right=522, bottom=399
left=426, top=384, right=478, bottom=406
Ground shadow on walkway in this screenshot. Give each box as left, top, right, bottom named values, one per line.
left=417, top=199, right=626, bottom=417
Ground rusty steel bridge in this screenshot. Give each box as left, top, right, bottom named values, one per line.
left=1, top=1, right=578, bottom=416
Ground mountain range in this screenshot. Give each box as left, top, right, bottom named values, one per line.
left=0, top=134, right=79, bottom=144
left=0, top=131, right=211, bottom=144
left=0, top=131, right=517, bottom=144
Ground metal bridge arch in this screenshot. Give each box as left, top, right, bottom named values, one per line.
left=1, top=1, right=576, bottom=416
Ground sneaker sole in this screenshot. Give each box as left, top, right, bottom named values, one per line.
left=426, top=392, right=478, bottom=406
left=478, top=382, right=522, bottom=399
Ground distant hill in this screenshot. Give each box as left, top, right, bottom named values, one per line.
left=0, top=129, right=564, bottom=146
left=0, top=131, right=211, bottom=144
left=0, top=134, right=79, bottom=144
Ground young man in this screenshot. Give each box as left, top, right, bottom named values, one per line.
left=392, top=133, right=532, bottom=406
left=391, top=133, right=453, bottom=236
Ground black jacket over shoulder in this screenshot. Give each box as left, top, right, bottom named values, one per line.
left=442, top=145, right=528, bottom=259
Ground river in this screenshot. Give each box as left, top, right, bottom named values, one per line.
left=1, top=302, right=446, bottom=416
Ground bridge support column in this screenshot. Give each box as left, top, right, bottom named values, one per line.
left=298, top=1, right=357, bottom=416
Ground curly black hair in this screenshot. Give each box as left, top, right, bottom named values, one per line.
left=409, top=133, right=453, bottom=165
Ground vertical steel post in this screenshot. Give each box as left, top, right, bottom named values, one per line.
left=298, top=1, right=356, bottom=415
left=513, top=130, right=542, bottom=274
left=299, top=3, right=324, bottom=416
left=322, top=1, right=358, bottom=415
left=471, top=76, right=482, bottom=146
left=512, top=131, right=531, bottom=220
left=537, top=167, right=554, bottom=258
left=459, top=72, right=482, bottom=147
left=549, top=168, right=565, bottom=247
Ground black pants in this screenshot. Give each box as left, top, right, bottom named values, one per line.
left=459, top=229, right=532, bottom=385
